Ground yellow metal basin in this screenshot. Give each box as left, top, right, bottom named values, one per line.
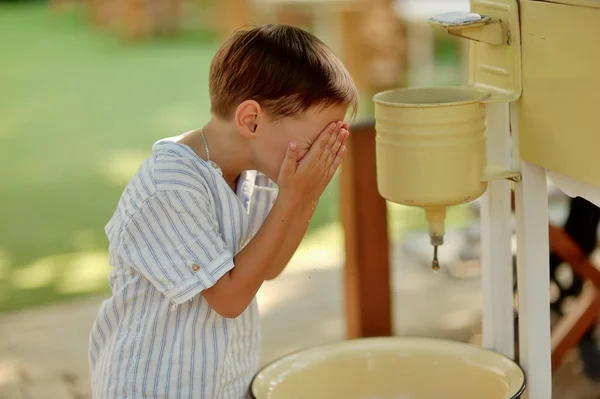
left=373, top=86, right=489, bottom=209
left=249, top=337, right=526, bottom=399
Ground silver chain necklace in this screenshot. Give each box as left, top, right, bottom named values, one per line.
left=199, top=127, right=210, bottom=161
left=200, top=128, right=220, bottom=172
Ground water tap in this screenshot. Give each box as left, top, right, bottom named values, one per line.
left=430, top=235, right=443, bottom=271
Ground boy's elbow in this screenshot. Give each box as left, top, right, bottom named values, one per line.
left=203, top=293, right=246, bottom=319
left=265, top=271, right=281, bottom=281
left=202, top=276, right=246, bottom=318
left=265, top=265, right=285, bottom=281
left=214, top=306, right=244, bottom=319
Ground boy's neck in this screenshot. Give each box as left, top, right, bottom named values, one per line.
left=180, top=118, right=254, bottom=188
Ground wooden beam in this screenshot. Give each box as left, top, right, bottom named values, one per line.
left=341, top=119, right=392, bottom=338
left=548, top=225, right=600, bottom=287
left=551, top=284, right=600, bottom=370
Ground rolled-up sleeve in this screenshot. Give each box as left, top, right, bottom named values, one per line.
left=249, top=173, right=278, bottom=237
left=120, top=188, right=234, bottom=304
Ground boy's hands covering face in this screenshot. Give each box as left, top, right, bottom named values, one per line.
left=277, top=121, right=349, bottom=206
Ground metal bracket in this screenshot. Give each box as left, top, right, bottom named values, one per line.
left=482, top=165, right=522, bottom=183
left=428, top=12, right=504, bottom=45
left=427, top=0, right=522, bottom=103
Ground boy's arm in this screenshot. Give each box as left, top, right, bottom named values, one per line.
left=202, top=122, right=347, bottom=318
left=202, top=196, right=299, bottom=318
left=263, top=123, right=350, bottom=281
left=264, top=200, right=316, bottom=280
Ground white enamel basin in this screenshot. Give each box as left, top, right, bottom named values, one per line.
left=249, top=337, right=525, bottom=399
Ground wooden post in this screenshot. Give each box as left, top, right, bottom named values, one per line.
left=121, top=0, right=150, bottom=41
left=87, top=0, right=115, bottom=28
left=49, top=0, right=78, bottom=13
left=341, top=119, right=392, bottom=339
left=337, top=2, right=406, bottom=110
left=217, top=0, right=255, bottom=39
left=274, top=6, right=314, bottom=30
left=154, top=0, right=183, bottom=36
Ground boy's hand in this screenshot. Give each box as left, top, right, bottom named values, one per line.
left=277, top=121, right=349, bottom=206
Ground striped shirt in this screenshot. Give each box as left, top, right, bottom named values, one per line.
left=89, top=137, right=278, bottom=399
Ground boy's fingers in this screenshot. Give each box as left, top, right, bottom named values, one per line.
left=336, top=130, right=349, bottom=157
left=330, top=145, right=346, bottom=174
left=331, top=129, right=347, bottom=158
left=322, top=124, right=341, bottom=161
left=327, top=129, right=345, bottom=166
left=305, top=122, right=338, bottom=162
left=281, top=142, right=298, bottom=176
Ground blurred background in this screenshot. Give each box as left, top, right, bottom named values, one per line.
left=0, top=0, right=599, bottom=398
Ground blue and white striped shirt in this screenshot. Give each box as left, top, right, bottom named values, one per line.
left=89, top=136, right=278, bottom=398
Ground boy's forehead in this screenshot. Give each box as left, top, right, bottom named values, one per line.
left=300, top=104, right=349, bottom=126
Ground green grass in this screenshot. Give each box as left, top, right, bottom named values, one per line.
left=0, top=4, right=352, bottom=312
left=0, top=4, right=223, bottom=312
left=0, top=4, right=473, bottom=313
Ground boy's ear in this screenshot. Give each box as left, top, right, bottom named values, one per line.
left=235, top=100, right=261, bottom=139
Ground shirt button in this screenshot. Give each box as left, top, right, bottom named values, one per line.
left=210, top=161, right=219, bottom=169
left=191, top=264, right=200, bottom=272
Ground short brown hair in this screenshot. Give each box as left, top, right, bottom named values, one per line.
left=209, top=24, right=358, bottom=120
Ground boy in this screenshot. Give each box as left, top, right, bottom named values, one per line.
left=89, top=24, right=357, bottom=398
